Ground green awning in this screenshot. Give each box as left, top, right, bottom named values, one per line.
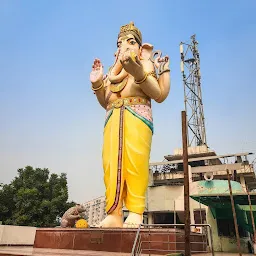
left=190, top=193, right=256, bottom=207
left=190, top=193, right=256, bottom=234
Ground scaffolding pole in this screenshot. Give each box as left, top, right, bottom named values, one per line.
left=174, top=200, right=176, bottom=229
left=246, top=186, right=256, bottom=244
left=227, top=169, right=242, bottom=256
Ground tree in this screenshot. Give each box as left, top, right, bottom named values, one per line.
left=0, top=166, right=76, bottom=227
left=0, top=183, right=15, bottom=223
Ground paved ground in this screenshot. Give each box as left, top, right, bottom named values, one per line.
left=0, top=246, right=253, bottom=256
left=0, top=247, right=130, bottom=256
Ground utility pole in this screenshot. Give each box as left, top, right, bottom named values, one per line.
left=182, top=111, right=191, bottom=256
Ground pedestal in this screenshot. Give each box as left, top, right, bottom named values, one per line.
left=33, top=228, right=206, bottom=255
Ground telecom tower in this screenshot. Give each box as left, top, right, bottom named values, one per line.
left=180, top=35, right=207, bottom=147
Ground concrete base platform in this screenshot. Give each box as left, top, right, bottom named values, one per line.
left=0, top=246, right=134, bottom=256
left=33, top=228, right=206, bottom=255
left=0, top=246, right=253, bottom=256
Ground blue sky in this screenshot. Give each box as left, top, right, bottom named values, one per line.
left=1, top=0, right=256, bottom=203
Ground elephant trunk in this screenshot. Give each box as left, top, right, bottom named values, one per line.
left=108, top=49, right=128, bottom=84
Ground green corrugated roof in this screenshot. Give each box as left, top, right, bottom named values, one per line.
left=195, top=180, right=244, bottom=195
left=191, top=193, right=256, bottom=206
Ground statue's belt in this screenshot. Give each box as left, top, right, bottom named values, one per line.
left=106, top=96, right=151, bottom=111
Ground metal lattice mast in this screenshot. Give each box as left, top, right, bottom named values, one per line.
left=180, top=35, right=207, bottom=147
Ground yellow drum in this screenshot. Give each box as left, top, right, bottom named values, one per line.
left=75, top=219, right=89, bottom=228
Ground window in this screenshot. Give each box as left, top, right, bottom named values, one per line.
left=217, top=219, right=247, bottom=238
left=153, top=212, right=175, bottom=224
left=194, top=209, right=206, bottom=224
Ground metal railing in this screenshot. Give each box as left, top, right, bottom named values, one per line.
left=131, top=223, right=214, bottom=256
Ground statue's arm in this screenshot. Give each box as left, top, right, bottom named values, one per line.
left=155, top=68, right=170, bottom=103
left=90, top=58, right=107, bottom=109
left=67, top=214, right=80, bottom=220
left=92, top=79, right=106, bottom=109
left=63, top=207, right=79, bottom=220
left=65, top=209, right=80, bottom=220
left=136, top=60, right=161, bottom=100
left=78, top=212, right=86, bottom=218
left=141, top=56, right=170, bottom=103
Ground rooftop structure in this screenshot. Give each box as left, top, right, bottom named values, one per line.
left=150, top=146, right=255, bottom=191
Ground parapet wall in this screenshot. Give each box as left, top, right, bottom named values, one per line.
left=0, top=225, right=36, bottom=245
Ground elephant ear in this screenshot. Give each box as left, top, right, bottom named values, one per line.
left=140, top=43, right=154, bottom=61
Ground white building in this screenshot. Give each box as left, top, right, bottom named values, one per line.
left=84, top=196, right=106, bottom=226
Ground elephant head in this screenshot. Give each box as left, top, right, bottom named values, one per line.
left=108, top=22, right=154, bottom=84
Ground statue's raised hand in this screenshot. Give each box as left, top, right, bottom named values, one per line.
left=90, top=58, right=104, bottom=85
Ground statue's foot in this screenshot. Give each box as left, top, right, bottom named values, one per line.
left=97, top=214, right=123, bottom=228
left=123, top=212, right=143, bottom=228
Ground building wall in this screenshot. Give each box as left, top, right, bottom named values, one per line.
left=206, top=206, right=250, bottom=253
left=147, top=186, right=184, bottom=212
left=84, top=196, right=106, bottom=226
left=147, top=179, right=208, bottom=213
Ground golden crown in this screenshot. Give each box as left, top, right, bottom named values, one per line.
left=118, top=21, right=142, bottom=45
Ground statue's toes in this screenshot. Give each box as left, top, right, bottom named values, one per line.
left=123, top=222, right=139, bottom=228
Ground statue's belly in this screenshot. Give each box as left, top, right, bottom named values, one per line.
left=106, top=78, right=148, bottom=104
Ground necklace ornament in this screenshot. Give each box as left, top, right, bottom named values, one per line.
left=110, top=76, right=128, bottom=93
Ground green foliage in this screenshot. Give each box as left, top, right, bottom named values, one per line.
left=0, top=166, right=75, bottom=227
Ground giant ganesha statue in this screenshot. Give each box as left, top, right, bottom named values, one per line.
left=89, top=22, right=171, bottom=228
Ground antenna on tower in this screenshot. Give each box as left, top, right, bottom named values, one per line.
left=180, top=35, right=207, bottom=147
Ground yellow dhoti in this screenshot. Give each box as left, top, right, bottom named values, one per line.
left=103, top=97, right=153, bottom=215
